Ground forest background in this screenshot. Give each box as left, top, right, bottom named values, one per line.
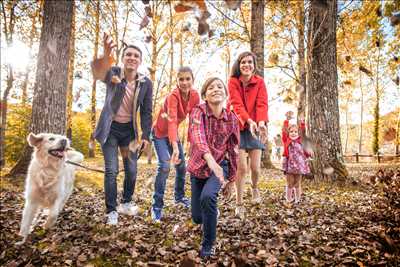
left=1, top=0, right=399, bottom=170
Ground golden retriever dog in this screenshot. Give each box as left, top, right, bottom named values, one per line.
left=17, top=133, right=84, bottom=245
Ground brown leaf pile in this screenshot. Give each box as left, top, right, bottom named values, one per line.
left=0, top=163, right=399, bottom=266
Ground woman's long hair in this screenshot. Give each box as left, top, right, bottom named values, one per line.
left=230, top=51, right=258, bottom=78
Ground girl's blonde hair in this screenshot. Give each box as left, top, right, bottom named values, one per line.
left=288, top=123, right=299, bottom=131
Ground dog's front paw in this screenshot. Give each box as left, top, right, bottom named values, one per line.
left=15, top=236, right=27, bottom=246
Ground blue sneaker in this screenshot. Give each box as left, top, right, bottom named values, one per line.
left=175, top=197, right=190, bottom=209
left=199, top=245, right=215, bottom=259
left=151, top=208, right=162, bottom=223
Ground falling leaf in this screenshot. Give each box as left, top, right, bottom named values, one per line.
left=140, top=16, right=150, bottom=30
left=145, top=6, right=152, bottom=18
left=383, top=128, right=396, bottom=142
left=343, top=80, right=352, bottom=85
left=198, top=20, right=210, bottom=36
left=224, top=0, right=242, bottom=10
left=269, top=53, right=279, bottom=65
left=390, top=12, right=400, bottom=26
left=182, top=22, right=191, bottom=32
left=359, top=65, right=372, bottom=76
left=145, top=35, right=152, bottom=43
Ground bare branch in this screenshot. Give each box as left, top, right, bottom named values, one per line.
left=207, top=0, right=247, bottom=31
left=239, top=4, right=251, bottom=41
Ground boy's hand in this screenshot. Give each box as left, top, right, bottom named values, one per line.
left=222, top=181, right=234, bottom=199
left=103, top=32, right=116, bottom=62
left=170, top=142, right=181, bottom=165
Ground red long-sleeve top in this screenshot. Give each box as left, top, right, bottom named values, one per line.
left=227, top=75, right=268, bottom=131
left=282, top=120, right=307, bottom=156
left=153, top=87, right=200, bottom=142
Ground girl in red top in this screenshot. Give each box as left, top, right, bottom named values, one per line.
left=227, top=51, right=268, bottom=219
left=282, top=123, right=311, bottom=203
left=151, top=66, right=200, bottom=223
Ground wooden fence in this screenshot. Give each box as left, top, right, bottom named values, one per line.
left=343, top=153, right=400, bottom=163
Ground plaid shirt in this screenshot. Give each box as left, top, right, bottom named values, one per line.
left=187, top=103, right=240, bottom=181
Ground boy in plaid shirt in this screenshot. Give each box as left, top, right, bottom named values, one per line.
left=187, top=77, right=240, bottom=259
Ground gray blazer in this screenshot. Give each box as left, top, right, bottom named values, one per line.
left=94, top=66, right=153, bottom=146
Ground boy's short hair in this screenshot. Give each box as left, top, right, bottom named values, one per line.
left=121, top=45, right=142, bottom=60
left=200, top=77, right=227, bottom=100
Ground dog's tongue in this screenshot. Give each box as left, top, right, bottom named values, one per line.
left=56, top=151, right=65, bottom=157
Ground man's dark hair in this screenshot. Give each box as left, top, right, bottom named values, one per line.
left=121, top=45, right=142, bottom=59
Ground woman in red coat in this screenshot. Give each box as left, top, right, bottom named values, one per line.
left=227, top=51, right=268, bottom=219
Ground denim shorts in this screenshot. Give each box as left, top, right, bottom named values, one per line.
left=239, top=128, right=265, bottom=151
left=108, top=121, right=135, bottom=147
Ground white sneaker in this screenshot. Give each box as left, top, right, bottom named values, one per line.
left=117, top=202, right=139, bottom=216
left=106, top=211, right=118, bottom=225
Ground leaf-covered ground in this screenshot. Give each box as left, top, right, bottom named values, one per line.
left=1, top=160, right=399, bottom=266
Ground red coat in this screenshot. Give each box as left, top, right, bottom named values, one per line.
left=227, top=75, right=268, bottom=130
left=153, top=87, right=200, bottom=143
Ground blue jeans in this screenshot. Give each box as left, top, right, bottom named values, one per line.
left=191, top=160, right=229, bottom=248
left=101, top=122, right=137, bottom=214
left=152, top=135, right=186, bottom=214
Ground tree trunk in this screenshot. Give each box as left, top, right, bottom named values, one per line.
left=168, top=1, right=174, bottom=89
left=344, top=97, right=349, bottom=154
left=250, top=0, right=264, bottom=77
left=21, top=16, right=37, bottom=105
left=179, top=35, right=183, bottom=67
left=0, top=66, right=14, bottom=169
left=250, top=0, right=272, bottom=168
left=0, top=1, right=17, bottom=169
left=372, top=43, right=381, bottom=154
left=297, top=0, right=307, bottom=121
left=9, top=0, right=74, bottom=176
left=66, top=6, right=75, bottom=140
left=21, top=3, right=41, bottom=105
left=396, top=110, right=400, bottom=155
left=89, top=0, right=100, bottom=158
left=307, top=0, right=347, bottom=181
left=358, top=71, right=364, bottom=154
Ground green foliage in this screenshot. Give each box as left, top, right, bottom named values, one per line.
left=5, top=104, right=31, bottom=165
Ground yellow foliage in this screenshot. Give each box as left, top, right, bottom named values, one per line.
left=71, top=111, right=102, bottom=157
left=5, top=104, right=31, bottom=165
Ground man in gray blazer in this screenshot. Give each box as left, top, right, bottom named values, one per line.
left=91, top=33, right=153, bottom=225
